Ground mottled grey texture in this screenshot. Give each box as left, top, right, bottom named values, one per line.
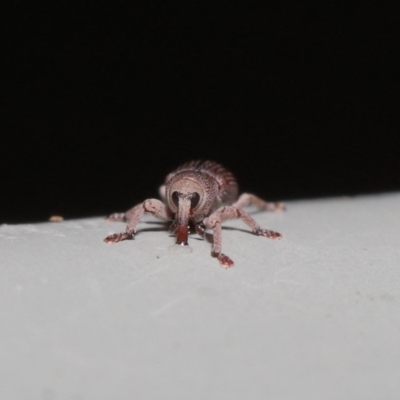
left=1, top=193, right=400, bottom=400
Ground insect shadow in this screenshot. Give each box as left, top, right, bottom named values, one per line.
left=136, top=219, right=257, bottom=244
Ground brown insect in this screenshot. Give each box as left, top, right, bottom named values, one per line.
left=104, top=160, right=284, bottom=267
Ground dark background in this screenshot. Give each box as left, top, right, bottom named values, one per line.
left=3, top=2, right=398, bottom=223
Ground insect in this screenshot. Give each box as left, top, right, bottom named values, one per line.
left=104, top=160, right=284, bottom=267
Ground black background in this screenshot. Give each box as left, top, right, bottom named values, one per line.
left=3, top=2, right=398, bottom=223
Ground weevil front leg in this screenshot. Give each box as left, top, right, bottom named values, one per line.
left=203, top=206, right=282, bottom=268
left=104, top=199, right=172, bottom=243
left=232, top=193, right=285, bottom=212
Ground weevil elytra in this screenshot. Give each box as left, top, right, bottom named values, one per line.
left=104, top=160, right=284, bottom=267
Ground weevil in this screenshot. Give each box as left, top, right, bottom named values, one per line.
left=104, top=160, right=284, bottom=267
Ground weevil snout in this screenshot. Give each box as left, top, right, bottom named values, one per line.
left=166, top=175, right=207, bottom=245
left=172, top=191, right=200, bottom=245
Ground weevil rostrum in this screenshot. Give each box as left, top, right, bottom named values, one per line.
left=104, top=160, right=284, bottom=268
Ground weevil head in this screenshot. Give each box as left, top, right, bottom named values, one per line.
left=165, top=171, right=217, bottom=245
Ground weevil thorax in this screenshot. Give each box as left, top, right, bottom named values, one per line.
left=164, top=161, right=238, bottom=246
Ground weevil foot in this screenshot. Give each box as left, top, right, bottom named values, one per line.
left=254, top=228, right=282, bottom=239
left=104, top=232, right=133, bottom=243
left=212, top=252, right=234, bottom=268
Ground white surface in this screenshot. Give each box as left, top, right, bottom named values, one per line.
left=1, top=193, right=400, bottom=400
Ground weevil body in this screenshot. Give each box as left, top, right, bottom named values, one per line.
left=104, top=160, right=284, bottom=267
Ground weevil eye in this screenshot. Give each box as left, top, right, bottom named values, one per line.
left=190, top=192, right=200, bottom=208
left=172, top=191, right=179, bottom=207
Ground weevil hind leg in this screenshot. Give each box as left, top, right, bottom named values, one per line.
left=232, top=193, right=285, bottom=212
left=104, top=199, right=172, bottom=243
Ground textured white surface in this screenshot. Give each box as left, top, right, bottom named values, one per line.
left=1, top=193, right=400, bottom=400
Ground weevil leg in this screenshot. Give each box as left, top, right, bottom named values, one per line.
left=203, top=217, right=234, bottom=268
left=195, top=222, right=206, bottom=237
left=104, top=199, right=172, bottom=243
left=195, top=222, right=213, bottom=244
left=232, top=193, right=285, bottom=212
left=203, top=206, right=282, bottom=268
